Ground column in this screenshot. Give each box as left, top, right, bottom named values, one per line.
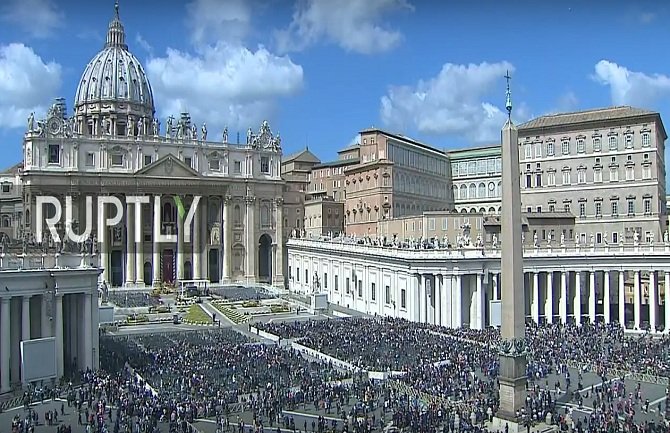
left=545, top=271, right=553, bottom=324
left=649, top=271, right=657, bottom=332
left=492, top=273, right=499, bottom=301
left=589, top=271, right=596, bottom=323
left=83, top=293, right=92, bottom=369
left=618, top=271, right=626, bottom=329
left=245, top=196, right=256, bottom=281
left=420, top=275, right=427, bottom=324
left=1, top=298, right=10, bottom=392
left=603, top=271, right=611, bottom=324
left=475, top=273, right=484, bottom=330
left=442, top=274, right=452, bottom=327
left=560, top=271, right=567, bottom=324
left=41, top=294, right=50, bottom=337
left=199, top=196, right=208, bottom=280
left=665, top=272, right=670, bottom=333
left=22, top=295, right=31, bottom=342
left=574, top=271, right=582, bottom=325
left=193, top=197, right=201, bottom=280
left=223, top=197, right=232, bottom=281
left=634, top=270, right=641, bottom=330
left=274, top=198, right=285, bottom=286
left=531, top=272, right=539, bottom=323
left=99, top=201, right=109, bottom=283
left=435, top=274, right=442, bottom=327
left=125, top=202, right=135, bottom=285
left=176, top=207, right=185, bottom=281
left=54, top=294, right=64, bottom=378
left=152, top=198, right=161, bottom=286
left=452, top=274, right=462, bottom=328
left=135, top=198, right=144, bottom=285
left=91, top=291, right=99, bottom=369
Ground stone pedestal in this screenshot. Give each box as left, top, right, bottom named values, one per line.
left=497, top=352, right=527, bottom=420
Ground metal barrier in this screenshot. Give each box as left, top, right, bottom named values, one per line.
left=564, top=360, right=669, bottom=386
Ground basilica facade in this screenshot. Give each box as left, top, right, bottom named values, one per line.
left=21, top=4, right=285, bottom=288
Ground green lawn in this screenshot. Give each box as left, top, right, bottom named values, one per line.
left=184, top=304, right=212, bottom=324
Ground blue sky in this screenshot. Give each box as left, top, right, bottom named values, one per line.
left=1, top=0, right=669, bottom=169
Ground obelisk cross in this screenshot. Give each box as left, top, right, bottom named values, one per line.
left=504, top=70, right=512, bottom=118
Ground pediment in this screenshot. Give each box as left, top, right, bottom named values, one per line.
left=135, top=154, right=200, bottom=178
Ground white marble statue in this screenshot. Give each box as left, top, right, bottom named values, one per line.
left=222, top=127, right=229, bottom=143
left=533, top=232, right=539, bottom=247
left=634, top=230, right=640, bottom=245
left=152, top=118, right=159, bottom=136
left=476, top=234, right=483, bottom=248
left=137, top=118, right=144, bottom=136
left=166, top=116, right=173, bottom=137
left=560, top=233, right=565, bottom=246
left=246, top=127, right=253, bottom=144
left=27, top=112, right=35, bottom=131
left=589, top=233, right=595, bottom=246
left=604, top=232, right=609, bottom=245
left=665, top=230, right=669, bottom=244
left=650, top=232, right=655, bottom=245
left=201, top=123, right=207, bottom=140
left=491, top=234, right=498, bottom=248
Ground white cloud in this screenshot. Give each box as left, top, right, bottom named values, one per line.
left=592, top=60, right=670, bottom=107
left=147, top=44, right=303, bottom=135
left=0, top=43, right=62, bottom=129
left=550, top=91, right=579, bottom=114
left=1, top=0, right=64, bottom=38
left=186, top=0, right=251, bottom=46
left=146, top=0, right=305, bottom=136
left=276, top=0, right=413, bottom=54
left=380, top=61, right=522, bottom=143
left=135, top=33, right=154, bottom=57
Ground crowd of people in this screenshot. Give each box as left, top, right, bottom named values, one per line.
left=209, top=286, right=276, bottom=302
left=106, top=291, right=162, bottom=308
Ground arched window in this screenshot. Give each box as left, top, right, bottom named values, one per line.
left=497, top=181, right=502, bottom=197
left=162, top=203, right=174, bottom=223
left=469, top=183, right=476, bottom=198
left=452, top=186, right=459, bottom=200
left=478, top=182, right=486, bottom=198
left=261, top=204, right=270, bottom=226
left=460, top=184, right=467, bottom=199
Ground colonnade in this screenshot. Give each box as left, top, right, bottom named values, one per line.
left=412, top=269, right=670, bottom=332
left=0, top=291, right=98, bottom=392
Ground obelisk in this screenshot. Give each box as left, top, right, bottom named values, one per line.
left=495, top=71, right=527, bottom=426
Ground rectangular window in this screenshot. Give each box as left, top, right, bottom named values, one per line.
left=594, top=168, right=602, bottom=183
left=611, top=201, right=618, bottom=217
left=260, top=156, right=270, bottom=174
left=144, top=155, right=152, bottom=166
left=525, top=174, right=532, bottom=188
left=625, top=134, right=633, bottom=149
left=610, top=167, right=618, bottom=182
left=371, top=282, right=376, bottom=301
left=334, top=275, right=338, bottom=291
left=547, top=171, right=555, bottom=186
left=561, top=140, right=570, bottom=155
left=524, top=144, right=532, bottom=159
left=593, top=137, right=602, bottom=152
left=546, top=142, right=554, bottom=156
left=305, top=269, right=308, bottom=285
left=609, top=136, right=618, bottom=151
left=577, top=138, right=585, bottom=153
left=577, top=170, right=586, bottom=184
left=428, top=218, right=435, bottom=230
left=1, top=184, right=9, bottom=193
left=595, top=202, right=602, bottom=217
left=358, top=280, right=362, bottom=297
left=627, top=199, right=635, bottom=215
left=642, top=165, right=651, bottom=179
left=85, top=152, right=95, bottom=167
left=644, top=198, right=652, bottom=215
left=535, top=174, right=542, bottom=187
left=184, top=157, right=192, bottom=168
left=579, top=203, right=586, bottom=218
left=642, top=133, right=651, bottom=147
left=345, top=278, right=350, bottom=294
left=209, top=159, right=220, bottom=171
left=564, top=204, right=571, bottom=213
left=534, top=143, right=541, bottom=158
left=234, top=160, right=242, bottom=173
left=562, top=171, right=570, bottom=185
left=612, top=232, right=618, bottom=244
left=385, top=285, right=391, bottom=304
left=400, top=288, right=406, bottom=308
left=48, top=144, right=60, bottom=164
left=111, top=154, right=124, bottom=167
left=626, top=166, right=634, bottom=181
left=297, top=268, right=300, bottom=282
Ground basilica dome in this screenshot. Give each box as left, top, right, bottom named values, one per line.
left=74, top=2, right=154, bottom=116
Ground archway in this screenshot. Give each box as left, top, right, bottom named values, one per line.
left=184, top=261, right=193, bottom=281
left=143, top=262, right=152, bottom=286
left=258, top=234, right=272, bottom=282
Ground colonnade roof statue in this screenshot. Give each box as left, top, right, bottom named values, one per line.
left=495, top=71, right=529, bottom=429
